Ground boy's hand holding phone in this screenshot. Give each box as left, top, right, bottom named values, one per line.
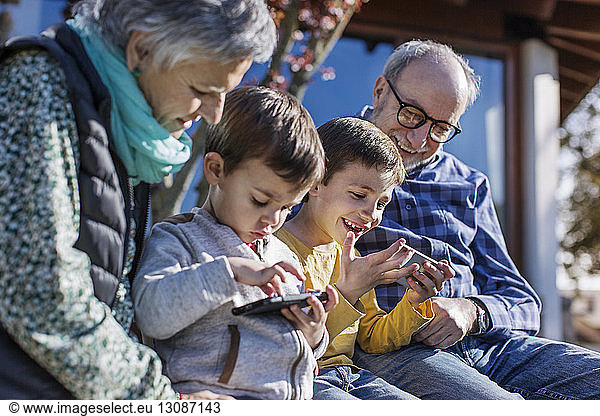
left=335, top=232, right=420, bottom=305
left=280, top=285, right=339, bottom=348
left=404, top=257, right=455, bottom=308
left=228, top=257, right=305, bottom=297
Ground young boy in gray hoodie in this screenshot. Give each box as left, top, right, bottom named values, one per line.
left=132, top=86, right=338, bottom=400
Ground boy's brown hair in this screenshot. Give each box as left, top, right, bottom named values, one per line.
left=202, top=86, right=324, bottom=190
left=317, top=117, right=404, bottom=189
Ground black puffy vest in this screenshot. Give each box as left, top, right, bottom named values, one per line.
left=0, top=24, right=150, bottom=398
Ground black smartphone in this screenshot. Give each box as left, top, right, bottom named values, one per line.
left=397, top=247, right=439, bottom=287
left=231, top=292, right=329, bottom=316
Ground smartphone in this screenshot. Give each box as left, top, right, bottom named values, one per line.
left=396, top=247, right=439, bottom=287
left=231, top=292, right=329, bottom=316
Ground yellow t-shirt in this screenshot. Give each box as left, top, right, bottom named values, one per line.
left=275, top=227, right=434, bottom=369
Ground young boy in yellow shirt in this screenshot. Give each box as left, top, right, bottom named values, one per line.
left=275, top=117, right=455, bottom=399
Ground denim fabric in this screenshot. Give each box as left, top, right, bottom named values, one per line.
left=354, top=335, right=600, bottom=400
left=313, top=366, right=418, bottom=400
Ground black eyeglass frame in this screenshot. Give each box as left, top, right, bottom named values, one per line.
left=385, top=78, right=461, bottom=143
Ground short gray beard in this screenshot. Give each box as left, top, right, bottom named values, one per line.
left=403, top=153, right=437, bottom=174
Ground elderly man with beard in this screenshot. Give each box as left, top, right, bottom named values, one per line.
left=353, top=39, right=600, bottom=400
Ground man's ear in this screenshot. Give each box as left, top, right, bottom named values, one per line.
left=203, top=152, right=225, bottom=185
left=372, top=75, right=388, bottom=109
left=125, top=30, right=150, bottom=72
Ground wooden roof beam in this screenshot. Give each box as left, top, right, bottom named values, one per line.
left=547, top=36, right=600, bottom=63
left=558, top=48, right=600, bottom=75
left=560, top=76, right=589, bottom=94
left=559, top=1, right=600, bottom=6
left=550, top=2, right=600, bottom=34
left=441, top=0, right=469, bottom=5
left=504, top=0, right=558, bottom=20
left=561, top=87, right=583, bottom=102
left=348, top=0, right=505, bottom=41
left=548, top=26, right=600, bottom=42
left=560, top=65, right=597, bottom=84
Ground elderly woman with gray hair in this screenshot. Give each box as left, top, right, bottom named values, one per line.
left=0, top=0, right=275, bottom=399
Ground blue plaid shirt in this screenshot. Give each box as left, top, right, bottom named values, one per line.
left=356, top=108, right=541, bottom=338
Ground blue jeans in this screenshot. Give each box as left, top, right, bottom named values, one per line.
left=353, top=335, right=600, bottom=400
left=313, top=366, right=418, bottom=400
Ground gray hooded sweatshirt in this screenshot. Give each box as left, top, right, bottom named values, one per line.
left=132, top=208, right=327, bottom=399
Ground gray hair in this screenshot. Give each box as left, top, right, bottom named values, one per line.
left=72, top=0, right=276, bottom=69
left=383, top=39, right=481, bottom=107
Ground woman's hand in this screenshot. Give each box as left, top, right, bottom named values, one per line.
left=280, top=285, right=338, bottom=348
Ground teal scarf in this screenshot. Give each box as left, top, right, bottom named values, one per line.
left=67, top=17, right=192, bottom=185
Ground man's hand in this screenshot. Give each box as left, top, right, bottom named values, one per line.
left=281, top=285, right=339, bottom=348
left=405, top=260, right=454, bottom=307
left=412, top=297, right=477, bottom=348
left=228, top=257, right=305, bottom=297
left=335, top=232, right=419, bottom=304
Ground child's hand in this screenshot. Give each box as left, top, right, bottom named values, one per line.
left=405, top=259, right=455, bottom=307
left=335, top=232, right=419, bottom=305
left=281, top=285, right=339, bottom=348
left=228, top=257, right=305, bottom=297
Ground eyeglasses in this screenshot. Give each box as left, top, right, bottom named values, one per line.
left=385, top=78, right=461, bottom=143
